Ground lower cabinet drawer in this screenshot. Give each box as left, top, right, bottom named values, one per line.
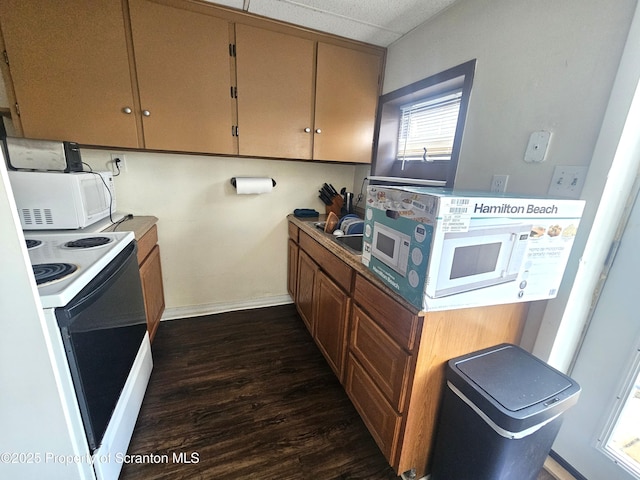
left=345, top=353, right=402, bottom=463
left=350, top=304, right=412, bottom=412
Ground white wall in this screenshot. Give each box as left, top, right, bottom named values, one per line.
left=384, top=0, right=635, bottom=195
left=81, top=149, right=358, bottom=318
left=383, top=0, right=637, bottom=351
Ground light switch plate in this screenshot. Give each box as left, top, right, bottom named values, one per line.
left=548, top=165, right=588, bottom=198
left=524, top=131, right=551, bottom=163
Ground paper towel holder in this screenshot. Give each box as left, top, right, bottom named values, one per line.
left=230, top=177, right=276, bottom=188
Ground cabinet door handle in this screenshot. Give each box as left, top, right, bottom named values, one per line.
left=122, top=107, right=132, bottom=114
left=304, top=127, right=311, bottom=133
left=315, top=128, right=322, bottom=134
left=142, top=110, right=151, bottom=117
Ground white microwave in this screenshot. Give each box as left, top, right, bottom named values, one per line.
left=8, top=170, right=115, bottom=230
left=432, top=222, right=531, bottom=297
left=371, top=221, right=412, bottom=276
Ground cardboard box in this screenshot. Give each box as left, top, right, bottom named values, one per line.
left=361, top=186, right=585, bottom=312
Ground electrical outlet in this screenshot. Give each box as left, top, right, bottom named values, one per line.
left=109, top=153, right=126, bottom=175
left=548, top=165, right=588, bottom=198
left=491, top=174, right=509, bottom=193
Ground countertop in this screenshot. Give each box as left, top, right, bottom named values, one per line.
left=98, top=214, right=158, bottom=241
left=287, top=214, right=424, bottom=316
left=30, top=212, right=159, bottom=241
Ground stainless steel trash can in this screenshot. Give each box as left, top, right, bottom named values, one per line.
left=430, top=343, right=580, bottom=480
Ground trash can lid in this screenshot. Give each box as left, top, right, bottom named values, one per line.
left=455, top=344, right=572, bottom=411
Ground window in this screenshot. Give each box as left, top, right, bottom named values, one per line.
left=371, top=60, right=476, bottom=188
left=397, top=90, right=462, bottom=164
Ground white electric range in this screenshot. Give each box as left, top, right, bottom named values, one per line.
left=25, top=231, right=153, bottom=480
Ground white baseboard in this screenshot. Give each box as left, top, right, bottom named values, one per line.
left=160, top=295, right=294, bottom=321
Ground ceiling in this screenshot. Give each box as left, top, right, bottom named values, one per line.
left=204, top=0, right=460, bottom=46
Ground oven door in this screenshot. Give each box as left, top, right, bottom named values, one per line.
left=434, top=225, right=529, bottom=297
left=55, top=241, right=147, bottom=451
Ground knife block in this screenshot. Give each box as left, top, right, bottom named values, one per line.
left=325, top=196, right=344, bottom=217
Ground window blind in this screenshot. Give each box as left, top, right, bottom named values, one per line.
left=397, top=89, right=462, bottom=162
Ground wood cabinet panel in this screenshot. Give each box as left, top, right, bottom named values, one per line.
left=129, top=0, right=236, bottom=154
left=313, top=271, right=350, bottom=382
left=295, top=249, right=317, bottom=334
left=350, top=304, right=412, bottom=412
left=313, top=43, right=382, bottom=163
left=299, top=231, right=353, bottom=292
left=345, top=354, right=402, bottom=461
left=288, top=222, right=299, bottom=243
left=0, top=0, right=139, bottom=147
left=353, top=274, right=419, bottom=351
left=139, top=244, right=164, bottom=342
left=235, top=24, right=314, bottom=159
left=136, top=223, right=158, bottom=264
left=287, top=239, right=298, bottom=299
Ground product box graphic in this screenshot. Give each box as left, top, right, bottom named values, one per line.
left=361, top=186, right=585, bottom=312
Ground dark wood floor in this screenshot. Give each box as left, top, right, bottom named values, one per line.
left=120, top=304, right=557, bottom=480
left=120, top=304, right=400, bottom=480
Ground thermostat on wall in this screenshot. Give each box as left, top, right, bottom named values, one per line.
left=524, top=131, right=551, bottom=163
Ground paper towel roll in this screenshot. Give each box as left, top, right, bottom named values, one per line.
left=233, top=177, right=274, bottom=195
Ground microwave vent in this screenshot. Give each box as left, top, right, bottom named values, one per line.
left=22, top=208, right=53, bottom=226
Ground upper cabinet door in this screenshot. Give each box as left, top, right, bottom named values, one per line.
left=235, top=24, right=315, bottom=159
left=129, top=0, right=236, bottom=154
left=314, top=43, right=382, bottom=163
left=0, top=0, right=139, bottom=147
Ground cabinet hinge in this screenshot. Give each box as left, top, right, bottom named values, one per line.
left=228, top=43, right=236, bottom=57
left=3, top=50, right=9, bottom=66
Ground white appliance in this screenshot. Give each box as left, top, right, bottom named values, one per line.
left=371, top=221, right=412, bottom=276
left=432, top=222, right=531, bottom=297
left=26, top=231, right=152, bottom=480
left=8, top=170, right=115, bottom=230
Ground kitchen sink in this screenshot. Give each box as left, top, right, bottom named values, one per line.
left=334, top=234, right=363, bottom=254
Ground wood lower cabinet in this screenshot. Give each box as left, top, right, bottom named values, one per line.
left=136, top=224, right=165, bottom=342
left=313, top=271, right=350, bottom=381
left=287, top=238, right=298, bottom=299
left=291, top=226, right=352, bottom=381
left=287, top=219, right=528, bottom=478
left=295, top=249, right=317, bottom=334
left=349, top=304, right=412, bottom=411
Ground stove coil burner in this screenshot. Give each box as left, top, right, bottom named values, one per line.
left=25, top=239, right=42, bottom=249
left=33, top=263, right=78, bottom=285
left=64, top=236, right=113, bottom=249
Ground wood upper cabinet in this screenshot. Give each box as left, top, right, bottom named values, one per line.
left=128, top=0, right=237, bottom=154
left=235, top=24, right=314, bottom=159
left=235, top=24, right=383, bottom=162
left=0, top=0, right=384, bottom=160
left=314, top=43, right=382, bottom=163
left=0, top=0, right=139, bottom=147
